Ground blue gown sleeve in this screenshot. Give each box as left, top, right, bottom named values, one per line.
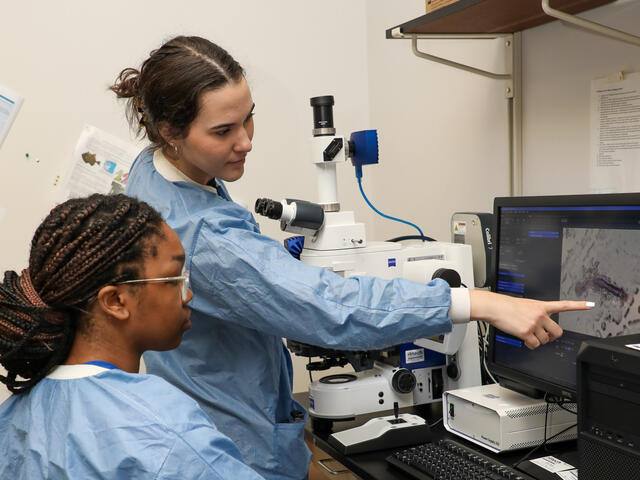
left=125, top=374, right=266, bottom=479
left=156, top=425, right=265, bottom=479
left=189, top=219, right=453, bottom=351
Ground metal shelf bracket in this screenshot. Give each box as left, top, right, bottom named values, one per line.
left=389, top=28, right=522, bottom=195
left=390, top=28, right=515, bottom=97
left=409, top=35, right=514, bottom=97
left=541, top=0, right=640, bottom=46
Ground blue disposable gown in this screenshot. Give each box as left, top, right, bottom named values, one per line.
left=126, top=148, right=454, bottom=480
left=0, top=364, right=264, bottom=479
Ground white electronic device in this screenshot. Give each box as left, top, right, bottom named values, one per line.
left=451, top=212, right=494, bottom=288
left=328, top=413, right=430, bottom=455
left=443, top=383, right=577, bottom=453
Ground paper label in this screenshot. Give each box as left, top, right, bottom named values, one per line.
left=557, top=469, right=578, bottom=480
left=453, top=221, right=467, bottom=235
left=626, top=343, right=640, bottom=351
left=405, top=348, right=425, bottom=364
left=529, top=456, right=575, bottom=473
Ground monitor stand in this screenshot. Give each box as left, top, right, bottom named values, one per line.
left=499, top=378, right=545, bottom=399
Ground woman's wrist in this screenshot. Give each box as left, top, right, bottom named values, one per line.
left=468, top=289, right=497, bottom=324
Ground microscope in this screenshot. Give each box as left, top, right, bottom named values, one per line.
left=255, top=96, right=482, bottom=422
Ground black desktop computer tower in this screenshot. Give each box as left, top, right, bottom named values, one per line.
left=577, top=334, right=640, bottom=480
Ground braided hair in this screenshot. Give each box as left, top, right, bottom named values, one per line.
left=0, top=193, right=164, bottom=393
left=110, top=35, right=245, bottom=150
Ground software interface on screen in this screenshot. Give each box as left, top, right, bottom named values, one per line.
left=492, top=204, right=640, bottom=390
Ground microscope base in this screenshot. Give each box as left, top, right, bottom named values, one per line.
left=308, top=363, right=442, bottom=420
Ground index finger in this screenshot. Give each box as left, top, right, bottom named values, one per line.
left=544, top=300, right=595, bottom=314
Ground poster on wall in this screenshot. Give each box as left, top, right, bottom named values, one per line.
left=0, top=83, right=24, bottom=148
left=56, top=125, right=140, bottom=203
left=590, top=71, right=640, bottom=193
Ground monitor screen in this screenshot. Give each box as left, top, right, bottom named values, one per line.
left=487, top=193, right=640, bottom=399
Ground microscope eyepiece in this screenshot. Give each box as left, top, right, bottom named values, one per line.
left=310, top=95, right=334, bottom=107
left=310, top=95, right=335, bottom=136
left=255, top=197, right=325, bottom=234
left=254, top=197, right=283, bottom=220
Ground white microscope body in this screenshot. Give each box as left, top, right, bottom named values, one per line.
left=255, top=95, right=482, bottom=420
left=303, top=240, right=481, bottom=419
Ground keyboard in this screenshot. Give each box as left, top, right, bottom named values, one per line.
left=386, top=439, right=536, bottom=480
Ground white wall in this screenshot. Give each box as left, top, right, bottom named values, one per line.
left=365, top=0, right=511, bottom=244
left=0, top=0, right=375, bottom=271
left=1, top=0, right=639, bottom=402
left=522, top=0, right=640, bottom=195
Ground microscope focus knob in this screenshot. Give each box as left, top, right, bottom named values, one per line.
left=432, top=268, right=462, bottom=288
left=446, top=362, right=459, bottom=380
left=391, top=368, right=416, bottom=394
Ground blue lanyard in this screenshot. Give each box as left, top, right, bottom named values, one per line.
left=83, top=360, right=120, bottom=370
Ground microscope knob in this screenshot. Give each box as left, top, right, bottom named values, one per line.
left=432, top=268, right=462, bottom=288
left=446, top=363, right=459, bottom=379
left=391, top=368, right=416, bottom=394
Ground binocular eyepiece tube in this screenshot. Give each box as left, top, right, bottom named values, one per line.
left=255, top=198, right=283, bottom=220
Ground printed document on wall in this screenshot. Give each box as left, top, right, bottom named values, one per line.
left=0, top=83, right=24, bottom=147
left=56, top=125, right=140, bottom=203
left=590, top=72, right=640, bottom=193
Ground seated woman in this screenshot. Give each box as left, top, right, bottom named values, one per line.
left=0, top=193, right=264, bottom=479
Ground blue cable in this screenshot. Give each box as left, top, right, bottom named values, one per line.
left=357, top=178, right=425, bottom=238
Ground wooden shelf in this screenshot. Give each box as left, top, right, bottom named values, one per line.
left=386, top=0, right=616, bottom=37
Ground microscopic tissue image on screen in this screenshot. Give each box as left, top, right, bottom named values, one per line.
left=559, top=227, right=640, bottom=337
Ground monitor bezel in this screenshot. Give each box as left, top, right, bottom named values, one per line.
left=487, top=192, right=640, bottom=401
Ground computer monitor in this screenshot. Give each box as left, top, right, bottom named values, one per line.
left=487, top=193, right=640, bottom=400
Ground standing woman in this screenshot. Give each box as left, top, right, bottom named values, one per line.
left=112, top=36, right=591, bottom=480
left=0, top=194, right=264, bottom=479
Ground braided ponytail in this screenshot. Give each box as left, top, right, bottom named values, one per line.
left=0, top=194, right=164, bottom=393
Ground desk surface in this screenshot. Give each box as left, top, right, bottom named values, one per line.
left=294, top=393, right=578, bottom=480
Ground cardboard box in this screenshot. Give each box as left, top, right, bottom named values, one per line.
left=426, top=0, right=461, bottom=14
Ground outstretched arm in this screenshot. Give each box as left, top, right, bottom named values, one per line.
left=469, top=289, right=593, bottom=349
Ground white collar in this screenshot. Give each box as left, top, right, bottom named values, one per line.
left=152, top=149, right=219, bottom=194
left=46, top=364, right=110, bottom=380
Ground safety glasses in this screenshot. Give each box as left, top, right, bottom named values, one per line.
left=116, top=268, right=190, bottom=300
